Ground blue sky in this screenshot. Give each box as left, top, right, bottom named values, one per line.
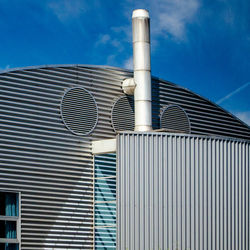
left=0, top=0, right=249, bottom=125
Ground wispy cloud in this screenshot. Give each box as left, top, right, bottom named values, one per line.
left=152, top=0, right=200, bottom=39
left=217, top=82, right=250, bottom=104
left=111, top=25, right=131, bottom=42
left=95, top=33, right=124, bottom=54
left=48, top=0, right=87, bottom=22
left=0, top=65, right=10, bottom=71
left=95, top=34, right=111, bottom=46
left=234, top=111, right=250, bottom=126
left=106, top=54, right=117, bottom=66
left=223, top=6, right=235, bottom=25
left=123, top=0, right=200, bottom=40
left=123, top=56, right=133, bottom=70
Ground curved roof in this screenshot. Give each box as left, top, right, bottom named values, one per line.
left=0, top=64, right=249, bottom=140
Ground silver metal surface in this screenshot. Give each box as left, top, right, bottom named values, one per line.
left=61, top=87, right=98, bottom=136
left=132, top=9, right=152, bottom=131
left=111, top=96, right=135, bottom=132
left=122, top=78, right=135, bottom=95
left=117, top=132, right=250, bottom=250
left=0, top=65, right=126, bottom=249
left=152, top=77, right=250, bottom=139
left=0, top=64, right=249, bottom=249
left=160, top=104, right=191, bottom=133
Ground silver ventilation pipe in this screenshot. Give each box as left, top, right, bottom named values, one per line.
left=133, top=9, right=152, bottom=131
left=122, top=9, right=152, bottom=131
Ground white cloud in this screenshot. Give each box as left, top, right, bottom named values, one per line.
left=233, top=111, right=250, bottom=126
left=106, top=54, right=117, bottom=66
left=111, top=39, right=122, bottom=49
left=151, top=0, right=200, bottom=39
left=123, top=56, right=133, bottom=70
left=48, top=0, right=87, bottom=21
left=111, top=25, right=131, bottom=41
left=123, top=0, right=200, bottom=40
left=0, top=65, right=10, bottom=71
left=95, top=34, right=124, bottom=52
left=95, top=34, right=111, bottom=46
left=223, top=7, right=235, bottom=25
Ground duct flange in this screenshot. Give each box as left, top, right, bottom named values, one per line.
left=122, top=78, right=136, bottom=95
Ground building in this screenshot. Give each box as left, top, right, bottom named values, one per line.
left=0, top=9, right=249, bottom=250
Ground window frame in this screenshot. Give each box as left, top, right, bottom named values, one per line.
left=0, top=190, right=21, bottom=249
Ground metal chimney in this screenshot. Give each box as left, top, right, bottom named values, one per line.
left=122, top=9, right=152, bottom=131
left=132, top=9, right=152, bottom=131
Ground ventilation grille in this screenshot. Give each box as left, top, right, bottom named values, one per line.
left=111, top=96, right=134, bottom=132
left=161, top=105, right=190, bottom=133
left=61, top=87, right=98, bottom=135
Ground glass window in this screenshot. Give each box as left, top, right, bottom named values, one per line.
left=0, top=191, right=20, bottom=250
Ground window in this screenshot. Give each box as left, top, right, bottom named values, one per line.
left=94, top=154, right=116, bottom=249
left=0, top=191, right=20, bottom=250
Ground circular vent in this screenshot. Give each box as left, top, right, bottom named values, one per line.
left=61, top=87, right=98, bottom=136
left=111, top=96, right=134, bottom=132
left=160, top=105, right=190, bottom=133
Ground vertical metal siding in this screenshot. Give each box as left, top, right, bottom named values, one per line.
left=94, top=154, right=116, bottom=249
left=117, top=132, right=250, bottom=250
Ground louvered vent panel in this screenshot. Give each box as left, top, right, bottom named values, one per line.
left=160, top=105, right=190, bottom=133
left=111, top=96, right=134, bottom=132
left=61, top=87, right=98, bottom=136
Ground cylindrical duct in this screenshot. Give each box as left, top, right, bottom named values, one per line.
left=132, top=9, right=152, bottom=131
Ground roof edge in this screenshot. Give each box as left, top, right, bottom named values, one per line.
left=154, top=76, right=250, bottom=130
left=1, top=64, right=249, bottom=130
left=118, top=131, right=250, bottom=143
left=0, top=64, right=133, bottom=74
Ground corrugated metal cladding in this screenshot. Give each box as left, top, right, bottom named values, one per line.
left=0, top=64, right=249, bottom=249
left=151, top=78, right=250, bottom=140
left=0, top=65, right=128, bottom=249
left=94, top=154, right=116, bottom=249
left=117, top=132, right=250, bottom=250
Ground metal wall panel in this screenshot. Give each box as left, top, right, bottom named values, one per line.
left=152, top=78, right=250, bottom=140
left=0, top=66, right=127, bottom=249
left=117, top=132, right=250, bottom=250
left=0, top=65, right=249, bottom=249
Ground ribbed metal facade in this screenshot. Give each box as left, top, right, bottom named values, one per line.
left=111, top=96, right=135, bottom=132
left=117, top=132, right=250, bottom=250
left=151, top=78, right=250, bottom=140
left=0, top=64, right=249, bottom=249
left=0, top=65, right=127, bottom=249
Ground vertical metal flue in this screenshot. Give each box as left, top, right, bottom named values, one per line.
left=132, top=9, right=152, bottom=131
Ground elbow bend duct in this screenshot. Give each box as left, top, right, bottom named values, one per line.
left=132, top=9, right=152, bottom=131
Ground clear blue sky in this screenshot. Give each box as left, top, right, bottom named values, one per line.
left=0, top=0, right=249, bottom=125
